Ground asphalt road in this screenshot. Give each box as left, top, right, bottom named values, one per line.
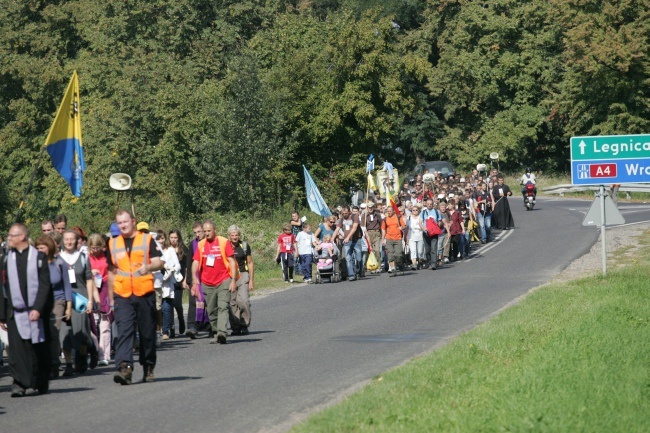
left=1, top=197, right=648, bottom=433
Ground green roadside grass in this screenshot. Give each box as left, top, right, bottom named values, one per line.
left=291, top=230, right=650, bottom=433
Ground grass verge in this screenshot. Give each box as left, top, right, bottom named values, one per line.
left=291, top=231, right=650, bottom=433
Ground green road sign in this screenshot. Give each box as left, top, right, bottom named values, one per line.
left=571, top=134, right=650, bottom=161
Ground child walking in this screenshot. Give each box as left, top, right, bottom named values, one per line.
left=296, top=223, right=317, bottom=283
left=275, top=223, right=297, bottom=283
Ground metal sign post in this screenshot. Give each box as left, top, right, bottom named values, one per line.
left=582, top=186, right=626, bottom=275
left=599, top=186, right=607, bottom=275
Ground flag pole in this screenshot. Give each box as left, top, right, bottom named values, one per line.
left=364, top=155, right=375, bottom=227
left=364, top=173, right=370, bottom=228
left=14, top=146, right=47, bottom=223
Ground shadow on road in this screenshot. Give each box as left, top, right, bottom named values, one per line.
left=47, top=387, right=95, bottom=394
left=153, top=375, right=202, bottom=382
left=224, top=338, right=262, bottom=344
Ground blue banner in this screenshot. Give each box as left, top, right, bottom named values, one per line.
left=303, top=165, right=332, bottom=217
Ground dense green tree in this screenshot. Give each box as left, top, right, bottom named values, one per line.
left=412, top=0, right=566, bottom=171
left=0, top=0, right=647, bottom=233
left=550, top=0, right=649, bottom=136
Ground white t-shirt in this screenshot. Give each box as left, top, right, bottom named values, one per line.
left=520, top=173, right=537, bottom=185
left=296, top=231, right=316, bottom=255
left=408, top=215, right=424, bottom=242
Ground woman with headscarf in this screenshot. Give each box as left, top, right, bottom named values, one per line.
left=57, top=230, right=99, bottom=375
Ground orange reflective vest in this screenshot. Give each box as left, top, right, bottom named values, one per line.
left=195, top=236, right=238, bottom=281
left=110, top=233, right=155, bottom=297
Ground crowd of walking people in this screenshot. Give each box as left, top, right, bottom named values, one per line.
left=0, top=212, right=253, bottom=396
left=286, top=167, right=517, bottom=282
left=0, top=164, right=519, bottom=397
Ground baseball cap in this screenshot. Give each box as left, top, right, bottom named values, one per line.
left=109, top=222, right=120, bottom=237
left=136, top=222, right=150, bottom=232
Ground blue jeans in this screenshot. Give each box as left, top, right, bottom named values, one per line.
left=476, top=213, right=492, bottom=241
left=459, top=232, right=470, bottom=256
left=300, top=254, right=313, bottom=280
left=161, top=298, right=174, bottom=335
left=342, top=239, right=362, bottom=278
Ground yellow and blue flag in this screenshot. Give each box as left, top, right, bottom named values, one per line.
left=303, top=165, right=332, bottom=217
left=44, top=70, right=85, bottom=197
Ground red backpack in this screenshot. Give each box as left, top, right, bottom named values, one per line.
left=426, top=216, right=442, bottom=236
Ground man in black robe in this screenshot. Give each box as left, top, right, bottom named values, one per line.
left=0, top=223, right=52, bottom=397
left=491, top=176, right=515, bottom=230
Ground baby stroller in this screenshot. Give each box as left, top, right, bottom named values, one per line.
left=314, top=243, right=341, bottom=284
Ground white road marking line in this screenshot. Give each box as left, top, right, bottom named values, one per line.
left=465, top=229, right=515, bottom=262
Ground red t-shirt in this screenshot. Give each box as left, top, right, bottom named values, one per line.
left=277, top=233, right=296, bottom=254
left=193, top=238, right=235, bottom=286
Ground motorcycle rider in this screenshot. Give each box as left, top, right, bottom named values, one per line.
left=519, top=167, right=537, bottom=202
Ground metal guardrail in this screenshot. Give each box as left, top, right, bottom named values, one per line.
left=543, top=183, right=650, bottom=195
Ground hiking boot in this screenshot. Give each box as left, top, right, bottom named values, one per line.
left=113, top=362, right=133, bottom=385
left=143, top=365, right=155, bottom=383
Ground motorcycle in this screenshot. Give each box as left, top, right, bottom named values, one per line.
left=524, top=182, right=536, bottom=210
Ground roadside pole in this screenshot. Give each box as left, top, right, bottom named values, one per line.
left=599, top=185, right=606, bottom=275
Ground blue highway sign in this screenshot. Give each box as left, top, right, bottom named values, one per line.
left=570, top=134, right=650, bottom=185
